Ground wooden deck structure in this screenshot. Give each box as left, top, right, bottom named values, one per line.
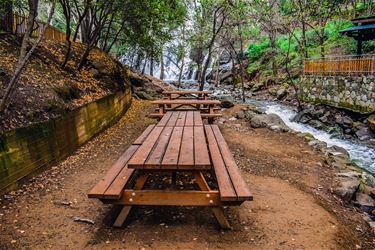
left=88, top=110, right=252, bottom=229
left=12, top=14, right=75, bottom=42
left=304, top=16, right=375, bottom=76
left=304, top=54, right=375, bottom=76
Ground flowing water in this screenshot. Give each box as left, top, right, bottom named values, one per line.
left=246, top=99, right=375, bottom=174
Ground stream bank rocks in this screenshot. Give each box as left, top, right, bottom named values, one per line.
left=292, top=104, right=375, bottom=145
left=297, top=131, right=375, bottom=231
left=232, top=104, right=289, bottom=132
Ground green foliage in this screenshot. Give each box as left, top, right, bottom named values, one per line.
left=247, top=37, right=270, bottom=60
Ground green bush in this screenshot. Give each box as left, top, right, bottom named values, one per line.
left=247, top=37, right=270, bottom=60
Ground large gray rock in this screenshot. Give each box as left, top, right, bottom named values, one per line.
left=251, top=81, right=265, bottom=92
left=356, top=126, right=374, bottom=141
left=276, top=88, right=288, bottom=100
left=250, top=113, right=289, bottom=132
left=308, top=119, right=326, bottom=130
left=368, top=115, right=375, bottom=131
left=334, top=178, right=360, bottom=201
left=355, top=193, right=375, bottom=213
left=362, top=172, right=375, bottom=188
left=217, top=95, right=235, bottom=108
left=235, top=110, right=246, bottom=119
left=292, top=110, right=312, bottom=123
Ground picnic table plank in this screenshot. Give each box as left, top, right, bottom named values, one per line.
left=144, top=126, right=174, bottom=168
left=176, top=111, right=187, bottom=126
left=157, top=112, right=172, bottom=127
left=204, top=125, right=237, bottom=201
left=128, top=126, right=164, bottom=168
left=88, top=145, right=139, bottom=199
left=161, top=126, right=183, bottom=168
left=211, top=125, right=252, bottom=200
left=193, top=126, right=211, bottom=168
left=193, top=111, right=203, bottom=126
left=163, top=90, right=212, bottom=95
left=185, top=111, right=194, bottom=126
left=178, top=126, right=194, bottom=169
left=133, top=125, right=155, bottom=145
left=166, top=111, right=180, bottom=126
left=152, top=99, right=221, bottom=105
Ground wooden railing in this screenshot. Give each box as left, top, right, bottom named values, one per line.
left=12, top=14, right=73, bottom=42
left=304, top=54, right=375, bottom=76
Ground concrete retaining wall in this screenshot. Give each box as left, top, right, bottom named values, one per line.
left=0, top=88, right=132, bottom=193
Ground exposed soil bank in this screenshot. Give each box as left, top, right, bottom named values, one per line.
left=0, top=101, right=373, bottom=249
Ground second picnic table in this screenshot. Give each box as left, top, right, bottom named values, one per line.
left=162, top=90, right=212, bottom=100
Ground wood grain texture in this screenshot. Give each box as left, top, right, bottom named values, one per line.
left=88, top=144, right=139, bottom=199
left=204, top=125, right=237, bottom=201
left=133, top=125, right=155, bottom=145
left=178, top=126, right=194, bottom=169
left=211, top=125, right=253, bottom=201
left=161, top=126, right=183, bottom=168
left=194, top=126, right=211, bottom=169
left=144, top=127, right=173, bottom=169
left=127, top=126, right=164, bottom=169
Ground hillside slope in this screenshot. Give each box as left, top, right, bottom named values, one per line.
left=0, top=35, right=167, bottom=133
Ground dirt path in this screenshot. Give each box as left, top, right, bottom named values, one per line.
left=0, top=101, right=373, bottom=249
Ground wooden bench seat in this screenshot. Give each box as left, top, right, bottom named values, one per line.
left=204, top=124, right=253, bottom=202
left=88, top=125, right=156, bottom=200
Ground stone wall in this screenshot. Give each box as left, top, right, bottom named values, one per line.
left=301, top=75, right=375, bottom=114
left=0, top=88, right=132, bottom=194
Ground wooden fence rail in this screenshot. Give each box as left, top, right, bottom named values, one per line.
left=304, top=55, right=375, bottom=76
left=12, top=14, right=74, bottom=42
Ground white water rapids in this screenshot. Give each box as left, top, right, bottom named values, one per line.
left=263, top=102, right=375, bottom=174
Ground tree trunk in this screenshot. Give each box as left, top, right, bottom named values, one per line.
left=178, top=54, right=185, bottom=88
left=319, top=28, right=325, bottom=58
left=61, top=1, right=72, bottom=69
left=150, top=57, right=154, bottom=76
left=0, top=1, right=55, bottom=113
left=238, top=25, right=246, bottom=102
left=141, top=60, right=147, bottom=74
left=199, top=49, right=212, bottom=91
left=214, top=53, right=220, bottom=86
left=77, top=43, right=92, bottom=70
left=160, top=50, right=164, bottom=80
left=19, top=0, right=39, bottom=63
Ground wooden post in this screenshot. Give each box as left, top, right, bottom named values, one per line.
left=194, top=171, right=231, bottom=229
left=113, top=174, right=149, bottom=227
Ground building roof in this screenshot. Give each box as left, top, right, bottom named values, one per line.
left=340, top=18, right=375, bottom=41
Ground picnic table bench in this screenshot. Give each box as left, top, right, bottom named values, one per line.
left=88, top=111, right=252, bottom=229
left=162, top=90, right=212, bottom=100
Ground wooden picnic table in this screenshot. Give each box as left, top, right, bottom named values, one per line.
left=162, top=90, right=212, bottom=100
left=150, top=99, right=222, bottom=123
left=128, top=111, right=210, bottom=170
left=88, top=110, right=252, bottom=229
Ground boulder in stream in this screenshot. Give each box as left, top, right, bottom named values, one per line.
left=250, top=113, right=289, bottom=132
left=251, top=81, right=265, bottom=92
left=355, top=126, right=374, bottom=141
left=218, top=95, right=235, bottom=108
left=355, top=193, right=375, bottom=213
left=334, top=178, right=360, bottom=201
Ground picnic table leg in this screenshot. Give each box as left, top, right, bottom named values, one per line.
left=159, top=104, right=164, bottom=116
left=208, top=105, right=214, bottom=124
left=113, top=174, right=149, bottom=227
left=171, top=172, right=177, bottom=187
left=193, top=171, right=231, bottom=230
